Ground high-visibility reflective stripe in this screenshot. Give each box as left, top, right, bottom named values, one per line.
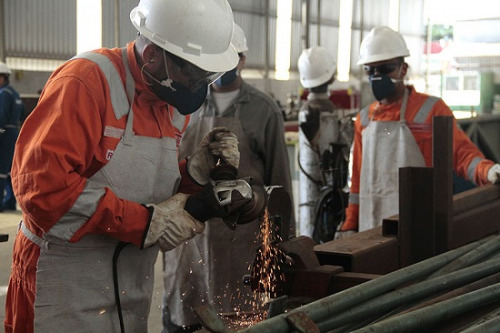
left=21, top=222, right=49, bottom=249
left=360, top=106, right=370, bottom=127
left=46, top=51, right=131, bottom=241
left=413, top=96, right=439, bottom=123
left=71, top=51, right=131, bottom=120
left=467, top=157, right=482, bottom=185
left=46, top=181, right=106, bottom=240
left=349, top=192, right=359, bottom=204
left=362, top=95, right=440, bottom=128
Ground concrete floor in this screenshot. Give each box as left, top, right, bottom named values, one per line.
left=0, top=209, right=164, bottom=333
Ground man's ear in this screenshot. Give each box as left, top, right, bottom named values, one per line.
left=401, top=62, right=408, bottom=77
left=142, top=44, right=161, bottom=69
left=237, top=54, right=246, bottom=70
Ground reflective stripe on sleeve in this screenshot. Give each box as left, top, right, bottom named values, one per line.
left=46, top=180, right=106, bottom=241
left=467, top=157, right=482, bottom=185
left=348, top=192, right=359, bottom=205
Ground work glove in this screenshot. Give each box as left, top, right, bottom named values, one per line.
left=184, top=181, right=254, bottom=223
left=487, top=163, right=500, bottom=184
left=187, top=127, right=240, bottom=185
left=184, top=183, right=227, bottom=222
left=143, top=193, right=205, bottom=252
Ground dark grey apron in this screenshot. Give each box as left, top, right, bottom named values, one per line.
left=163, top=106, right=265, bottom=325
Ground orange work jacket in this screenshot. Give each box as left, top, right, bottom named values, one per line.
left=342, top=86, right=494, bottom=231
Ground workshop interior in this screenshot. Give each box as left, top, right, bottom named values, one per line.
left=1, top=0, right=500, bottom=332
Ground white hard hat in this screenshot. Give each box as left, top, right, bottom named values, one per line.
left=232, top=23, right=248, bottom=53
left=357, top=26, right=410, bottom=65
left=0, top=62, right=11, bottom=75
left=130, top=0, right=239, bottom=73
left=297, top=46, right=336, bottom=88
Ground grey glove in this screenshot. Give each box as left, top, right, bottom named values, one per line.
left=184, top=183, right=227, bottom=222
left=184, top=180, right=253, bottom=223
left=143, top=193, right=205, bottom=252
left=187, top=127, right=240, bottom=185
left=487, top=164, right=500, bottom=184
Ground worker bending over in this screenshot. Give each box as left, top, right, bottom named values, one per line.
left=4, top=0, right=251, bottom=332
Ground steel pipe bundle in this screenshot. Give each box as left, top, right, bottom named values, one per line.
left=315, top=257, right=500, bottom=331
left=238, top=236, right=493, bottom=333
left=350, top=282, right=500, bottom=333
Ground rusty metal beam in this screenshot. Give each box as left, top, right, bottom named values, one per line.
left=453, top=184, right=500, bottom=215
left=433, top=116, right=454, bottom=254
left=314, top=227, right=399, bottom=274
left=451, top=200, right=500, bottom=248
left=399, top=167, right=435, bottom=266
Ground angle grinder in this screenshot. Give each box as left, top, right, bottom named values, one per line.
left=209, top=162, right=267, bottom=229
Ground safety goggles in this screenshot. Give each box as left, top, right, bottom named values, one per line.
left=165, top=51, right=224, bottom=92
left=363, top=62, right=401, bottom=76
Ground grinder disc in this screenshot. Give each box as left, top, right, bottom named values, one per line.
left=237, top=184, right=267, bottom=224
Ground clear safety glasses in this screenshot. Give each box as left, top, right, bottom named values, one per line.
left=165, top=51, right=224, bottom=92
left=363, top=62, right=401, bottom=76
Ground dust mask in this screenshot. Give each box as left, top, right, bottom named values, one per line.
left=143, top=52, right=209, bottom=115
left=369, top=65, right=403, bottom=101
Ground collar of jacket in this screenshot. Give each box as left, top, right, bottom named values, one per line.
left=206, top=80, right=253, bottom=111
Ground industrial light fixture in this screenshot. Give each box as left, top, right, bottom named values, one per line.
left=388, top=0, right=400, bottom=31
left=77, top=0, right=102, bottom=54
left=275, top=0, right=293, bottom=80
left=337, top=0, right=353, bottom=82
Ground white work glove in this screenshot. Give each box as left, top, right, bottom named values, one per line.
left=143, top=193, right=205, bottom=252
left=487, top=164, right=500, bottom=184
left=187, top=127, right=240, bottom=185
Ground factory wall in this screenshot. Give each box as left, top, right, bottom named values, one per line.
left=3, top=0, right=500, bottom=112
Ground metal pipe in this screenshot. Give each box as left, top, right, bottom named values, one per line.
left=238, top=238, right=489, bottom=333
left=316, top=257, right=500, bottom=331
left=350, top=282, right=500, bottom=333
left=460, top=308, right=500, bottom=333
left=263, top=0, right=270, bottom=92
left=426, top=234, right=499, bottom=279
left=0, top=0, right=5, bottom=62
left=360, top=271, right=500, bottom=330
left=316, top=0, right=321, bottom=43
left=114, top=0, right=120, bottom=47
left=300, top=0, right=310, bottom=49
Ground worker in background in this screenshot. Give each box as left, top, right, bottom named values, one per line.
left=297, top=46, right=353, bottom=242
left=162, top=23, right=293, bottom=332
left=0, top=62, right=24, bottom=212
left=4, top=0, right=251, bottom=332
left=340, top=26, right=500, bottom=235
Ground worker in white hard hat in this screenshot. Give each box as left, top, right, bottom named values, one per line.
left=341, top=26, right=500, bottom=235
left=4, top=1, right=254, bottom=332
left=296, top=46, right=353, bottom=241
left=0, top=62, right=25, bottom=212
left=162, top=23, right=293, bottom=332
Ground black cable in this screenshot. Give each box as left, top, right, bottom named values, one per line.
left=113, top=242, right=128, bottom=333
left=297, top=150, right=324, bottom=186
